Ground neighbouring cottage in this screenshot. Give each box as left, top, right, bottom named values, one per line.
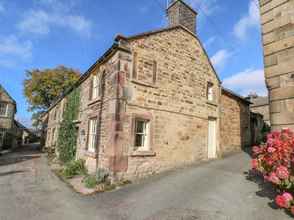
left=246, top=94, right=270, bottom=126
left=43, top=0, right=252, bottom=181
left=0, top=84, right=21, bottom=150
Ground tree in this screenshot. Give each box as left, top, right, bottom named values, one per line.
left=23, top=66, right=80, bottom=127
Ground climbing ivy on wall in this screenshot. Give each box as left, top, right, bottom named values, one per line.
left=57, top=88, right=80, bottom=163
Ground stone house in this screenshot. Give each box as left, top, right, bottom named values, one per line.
left=44, top=0, right=252, bottom=180
left=246, top=94, right=270, bottom=125
left=259, top=0, right=294, bottom=130
left=0, top=84, right=18, bottom=150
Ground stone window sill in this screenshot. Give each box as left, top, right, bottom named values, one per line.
left=85, top=151, right=97, bottom=158
left=131, top=150, right=156, bottom=157
left=72, top=120, right=81, bottom=124
left=88, top=98, right=101, bottom=106
left=131, top=79, right=158, bottom=89
left=206, top=101, right=218, bottom=107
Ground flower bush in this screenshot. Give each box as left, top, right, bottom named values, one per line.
left=251, top=128, right=294, bottom=215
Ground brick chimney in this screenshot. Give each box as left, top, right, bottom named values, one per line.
left=167, top=0, right=198, bottom=34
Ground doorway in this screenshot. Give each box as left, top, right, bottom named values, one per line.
left=208, top=118, right=217, bottom=159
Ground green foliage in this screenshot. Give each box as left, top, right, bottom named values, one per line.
left=62, top=159, right=87, bottom=179
left=83, top=175, right=98, bottom=189
left=96, top=168, right=109, bottom=184
left=24, top=66, right=80, bottom=111
left=57, top=88, right=80, bottom=163
left=23, top=66, right=80, bottom=129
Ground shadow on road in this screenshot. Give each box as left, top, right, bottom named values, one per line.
left=0, top=144, right=42, bottom=167
left=0, top=170, right=26, bottom=177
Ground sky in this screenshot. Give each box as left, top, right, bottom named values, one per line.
left=0, top=0, right=266, bottom=127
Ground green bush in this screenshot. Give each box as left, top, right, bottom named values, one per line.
left=62, top=159, right=87, bottom=179
left=96, top=168, right=109, bottom=184
left=57, top=88, right=80, bottom=163
left=83, top=175, right=97, bottom=189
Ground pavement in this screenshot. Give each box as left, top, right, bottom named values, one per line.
left=0, top=145, right=292, bottom=220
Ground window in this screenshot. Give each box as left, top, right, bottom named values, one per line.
left=0, top=129, right=5, bottom=146
left=153, top=60, right=157, bottom=84
left=0, top=103, right=8, bottom=116
left=134, top=119, right=150, bottom=151
left=88, top=118, right=97, bottom=153
left=132, top=52, right=138, bottom=79
left=47, top=129, right=51, bottom=145
left=51, top=128, right=55, bottom=144
left=207, top=82, right=214, bottom=101
left=53, top=109, right=57, bottom=121
left=91, top=74, right=99, bottom=100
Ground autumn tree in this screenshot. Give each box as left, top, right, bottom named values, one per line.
left=24, top=66, right=80, bottom=127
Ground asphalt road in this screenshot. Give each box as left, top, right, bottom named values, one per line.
left=0, top=146, right=292, bottom=220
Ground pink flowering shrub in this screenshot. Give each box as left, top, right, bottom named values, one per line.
left=251, top=128, right=294, bottom=214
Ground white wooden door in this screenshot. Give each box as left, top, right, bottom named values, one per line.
left=208, top=119, right=217, bottom=159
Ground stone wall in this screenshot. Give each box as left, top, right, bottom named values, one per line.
left=0, top=86, right=17, bottom=148
left=44, top=26, right=252, bottom=181
left=114, top=27, right=221, bottom=180
left=45, top=98, right=66, bottom=150
left=167, top=0, right=197, bottom=34
left=220, top=90, right=251, bottom=155
left=259, top=0, right=294, bottom=130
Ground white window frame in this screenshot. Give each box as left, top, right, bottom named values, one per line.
left=51, top=128, right=55, bottom=145
left=134, top=119, right=150, bottom=151
left=88, top=118, right=98, bottom=153
left=92, top=75, right=100, bottom=100
left=207, top=83, right=214, bottom=102
left=0, top=103, right=8, bottom=117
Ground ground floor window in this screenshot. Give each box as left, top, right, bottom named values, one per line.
left=134, top=119, right=150, bottom=151
left=88, top=118, right=97, bottom=153
left=0, top=128, right=6, bottom=147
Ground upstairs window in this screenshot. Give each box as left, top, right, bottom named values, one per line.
left=0, top=103, right=8, bottom=116
left=132, top=52, right=138, bottom=80
left=88, top=118, right=97, bottom=153
left=152, top=60, right=157, bottom=84
left=134, top=119, right=150, bottom=151
left=92, top=74, right=99, bottom=100
left=52, top=128, right=56, bottom=145
left=207, top=82, right=214, bottom=102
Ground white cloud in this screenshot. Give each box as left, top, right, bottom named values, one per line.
left=18, top=1, right=92, bottom=37
left=204, top=36, right=216, bottom=48
left=211, top=49, right=232, bottom=68
left=233, top=1, right=260, bottom=40
left=0, top=35, right=32, bottom=59
left=186, top=0, right=219, bottom=15
left=223, top=68, right=267, bottom=96
left=0, top=35, right=32, bottom=68
left=18, top=10, right=50, bottom=35
left=0, top=2, right=4, bottom=13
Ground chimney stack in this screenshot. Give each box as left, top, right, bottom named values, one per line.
left=167, top=0, right=198, bottom=34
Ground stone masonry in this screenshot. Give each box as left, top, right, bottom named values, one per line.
left=0, top=85, right=18, bottom=149
left=220, top=89, right=251, bottom=155
left=259, top=0, right=294, bottom=130
left=44, top=0, right=252, bottom=181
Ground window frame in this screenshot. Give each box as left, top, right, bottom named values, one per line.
left=133, top=118, right=151, bottom=152
left=207, top=82, right=214, bottom=102
left=0, top=103, right=8, bottom=117
left=0, top=128, right=6, bottom=146
left=91, top=74, right=100, bottom=100
left=87, top=117, right=98, bottom=153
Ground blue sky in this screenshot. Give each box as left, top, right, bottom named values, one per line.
left=0, top=0, right=266, bottom=127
